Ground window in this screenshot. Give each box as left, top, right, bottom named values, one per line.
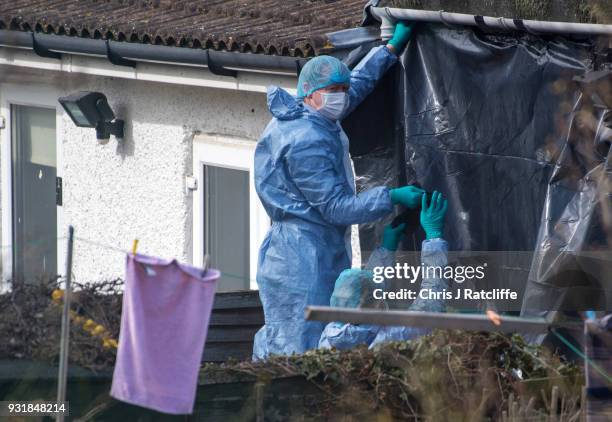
left=192, top=134, right=269, bottom=291
left=203, top=165, right=250, bottom=290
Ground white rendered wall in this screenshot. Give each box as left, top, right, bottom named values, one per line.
left=0, top=65, right=271, bottom=283
left=0, top=64, right=362, bottom=284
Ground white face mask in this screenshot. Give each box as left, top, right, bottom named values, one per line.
left=316, top=92, right=349, bottom=121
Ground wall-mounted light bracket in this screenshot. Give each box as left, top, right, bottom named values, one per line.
left=95, top=120, right=124, bottom=140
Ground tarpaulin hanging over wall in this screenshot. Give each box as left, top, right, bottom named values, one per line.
left=521, top=69, right=611, bottom=315
left=344, top=24, right=611, bottom=312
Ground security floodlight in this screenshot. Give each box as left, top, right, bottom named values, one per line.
left=58, top=91, right=124, bottom=142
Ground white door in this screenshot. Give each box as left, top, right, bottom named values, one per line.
left=1, top=84, right=64, bottom=285
left=11, top=104, right=58, bottom=283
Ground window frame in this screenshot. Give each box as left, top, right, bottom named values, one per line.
left=192, top=134, right=268, bottom=290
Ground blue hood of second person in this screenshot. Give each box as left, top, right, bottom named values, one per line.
left=266, top=85, right=304, bottom=121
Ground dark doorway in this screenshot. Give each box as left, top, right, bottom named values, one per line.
left=11, top=104, right=58, bottom=283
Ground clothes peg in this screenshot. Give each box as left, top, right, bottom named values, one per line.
left=131, top=239, right=139, bottom=255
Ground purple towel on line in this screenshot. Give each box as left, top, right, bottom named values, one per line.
left=111, top=253, right=219, bottom=414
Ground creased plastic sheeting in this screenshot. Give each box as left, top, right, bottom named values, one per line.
left=522, top=84, right=612, bottom=316
left=400, top=25, right=595, bottom=252
left=348, top=23, right=610, bottom=314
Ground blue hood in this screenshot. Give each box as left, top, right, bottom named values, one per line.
left=266, top=86, right=304, bottom=121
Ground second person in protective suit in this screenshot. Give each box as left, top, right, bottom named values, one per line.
left=319, top=191, right=450, bottom=350
left=253, top=22, right=423, bottom=359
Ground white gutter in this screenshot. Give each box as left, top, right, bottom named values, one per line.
left=370, top=7, right=612, bottom=39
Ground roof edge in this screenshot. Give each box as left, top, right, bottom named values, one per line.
left=0, top=30, right=311, bottom=77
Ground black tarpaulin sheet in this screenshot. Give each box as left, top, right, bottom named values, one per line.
left=344, top=24, right=611, bottom=314
left=521, top=73, right=611, bottom=316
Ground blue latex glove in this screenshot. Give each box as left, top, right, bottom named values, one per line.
left=387, top=22, right=413, bottom=53
left=389, top=185, right=424, bottom=208
left=382, top=223, right=406, bottom=251
left=420, top=191, right=448, bottom=239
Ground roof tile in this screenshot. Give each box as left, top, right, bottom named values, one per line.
left=0, top=0, right=366, bottom=56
